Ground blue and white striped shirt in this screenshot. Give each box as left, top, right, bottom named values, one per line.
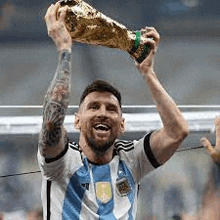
left=38, top=133, right=160, bottom=220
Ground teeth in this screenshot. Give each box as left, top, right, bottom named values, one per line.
left=94, top=124, right=110, bottom=131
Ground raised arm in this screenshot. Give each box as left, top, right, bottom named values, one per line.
left=38, top=2, right=72, bottom=159
left=136, top=27, right=188, bottom=165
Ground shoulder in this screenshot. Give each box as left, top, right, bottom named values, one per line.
left=41, top=142, right=80, bottom=164
left=114, top=140, right=134, bottom=153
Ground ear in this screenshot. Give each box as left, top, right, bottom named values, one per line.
left=120, top=117, right=125, bottom=134
left=74, top=112, right=81, bottom=130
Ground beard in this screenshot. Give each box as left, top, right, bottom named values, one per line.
left=83, top=128, right=118, bottom=158
left=87, top=136, right=116, bottom=158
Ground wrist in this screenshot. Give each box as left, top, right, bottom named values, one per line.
left=59, top=49, right=71, bottom=62
left=140, top=67, right=154, bottom=78
left=58, top=47, right=71, bottom=54
left=57, top=41, right=72, bottom=53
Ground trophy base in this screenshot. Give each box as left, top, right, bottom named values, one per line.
left=128, top=31, right=152, bottom=63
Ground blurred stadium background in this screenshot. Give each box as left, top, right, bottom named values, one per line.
left=0, top=0, right=220, bottom=219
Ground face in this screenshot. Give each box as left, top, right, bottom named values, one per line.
left=75, top=91, right=125, bottom=153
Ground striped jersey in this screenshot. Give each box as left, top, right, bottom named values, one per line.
left=38, top=132, right=160, bottom=220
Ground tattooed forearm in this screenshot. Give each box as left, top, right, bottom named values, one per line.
left=39, top=50, right=71, bottom=151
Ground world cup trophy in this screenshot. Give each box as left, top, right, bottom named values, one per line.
left=57, top=0, right=152, bottom=63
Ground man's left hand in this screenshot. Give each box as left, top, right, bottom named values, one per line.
left=136, top=27, right=160, bottom=75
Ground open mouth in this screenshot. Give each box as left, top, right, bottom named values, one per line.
left=94, top=123, right=111, bottom=132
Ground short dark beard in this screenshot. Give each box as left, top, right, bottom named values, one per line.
left=86, top=136, right=116, bottom=158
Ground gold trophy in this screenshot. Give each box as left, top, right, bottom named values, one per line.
left=58, top=0, right=152, bottom=63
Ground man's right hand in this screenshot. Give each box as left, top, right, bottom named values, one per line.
left=44, top=2, right=72, bottom=52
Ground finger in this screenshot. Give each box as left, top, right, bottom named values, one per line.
left=44, top=4, right=55, bottom=21
left=50, top=1, right=60, bottom=20
left=54, top=1, right=62, bottom=18
left=141, top=26, right=156, bottom=32
left=46, top=2, right=60, bottom=22
left=54, top=1, right=61, bottom=11
left=200, top=137, right=215, bottom=155
left=44, top=5, right=59, bottom=28
left=143, top=37, right=155, bottom=46
left=141, top=27, right=160, bottom=41
left=215, top=116, right=220, bottom=148
left=144, top=30, right=160, bottom=44
left=59, top=5, right=68, bottom=22
left=141, top=38, right=156, bottom=55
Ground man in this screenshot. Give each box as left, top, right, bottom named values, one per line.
left=38, top=2, right=188, bottom=219
left=197, top=117, right=220, bottom=220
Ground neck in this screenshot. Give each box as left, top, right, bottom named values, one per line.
left=79, top=137, right=114, bottom=164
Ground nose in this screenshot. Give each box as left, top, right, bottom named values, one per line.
left=97, top=105, right=108, bottom=118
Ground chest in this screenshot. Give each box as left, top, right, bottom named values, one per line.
left=67, top=158, right=136, bottom=204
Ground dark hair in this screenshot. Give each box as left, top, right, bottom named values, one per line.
left=79, top=79, right=122, bottom=107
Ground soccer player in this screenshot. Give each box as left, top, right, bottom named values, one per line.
left=38, top=2, right=188, bottom=219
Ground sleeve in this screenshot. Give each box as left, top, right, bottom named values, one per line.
left=37, top=143, right=83, bottom=181
left=143, top=132, right=161, bottom=168
left=120, top=132, right=161, bottom=184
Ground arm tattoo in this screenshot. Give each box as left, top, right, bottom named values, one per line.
left=39, top=50, right=71, bottom=150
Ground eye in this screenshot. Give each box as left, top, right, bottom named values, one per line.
left=107, top=105, right=118, bottom=113
left=88, top=103, right=99, bottom=110
left=92, top=105, right=98, bottom=109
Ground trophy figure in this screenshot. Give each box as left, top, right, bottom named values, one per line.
left=58, top=0, right=152, bottom=63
